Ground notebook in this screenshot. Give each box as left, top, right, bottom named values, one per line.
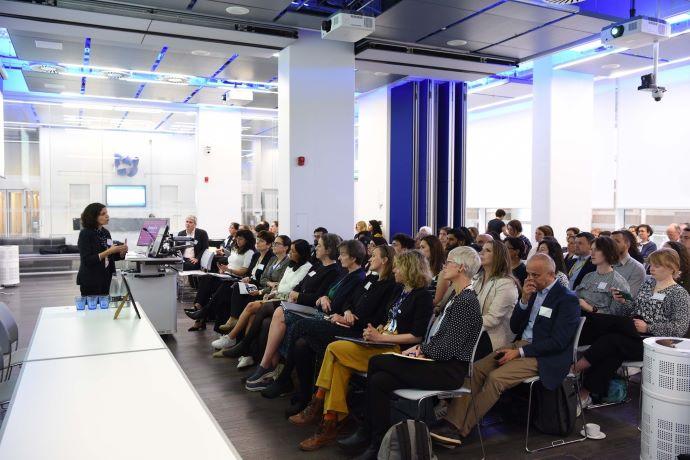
left=334, top=336, right=398, bottom=348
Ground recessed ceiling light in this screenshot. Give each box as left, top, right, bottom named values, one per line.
left=272, top=52, right=279, bottom=58
left=601, top=63, right=621, bottom=69
left=373, top=71, right=389, bottom=76
left=226, top=5, right=250, bottom=15
left=28, top=63, right=66, bottom=74
left=99, top=69, right=132, bottom=80
left=35, top=40, right=63, bottom=50
left=160, top=75, right=192, bottom=84
left=446, top=39, right=468, bottom=47
left=191, top=50, right=211, bottom=56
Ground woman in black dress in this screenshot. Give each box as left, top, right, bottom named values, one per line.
left=77, top=203, right=128, bottom=296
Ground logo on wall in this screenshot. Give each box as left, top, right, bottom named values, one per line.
left=114, top=153, right=140, bottom=177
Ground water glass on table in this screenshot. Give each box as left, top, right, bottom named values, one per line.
left=75, top=296, right=86, bottom=311
left=87, top=296, right=98, bottom=310
left=98, top=296, right=110, bottom=309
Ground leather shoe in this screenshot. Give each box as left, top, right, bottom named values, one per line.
left=185, top=309, right=205, bottom=320
left=299, top=418, right=341, bottom=451
left=338, top=426, right=371, bottom=455
left=351, top=442, right=379, bottom=460
left=289, top=395, right=323, bottom=427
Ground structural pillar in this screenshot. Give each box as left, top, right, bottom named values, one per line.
left=532, top=56, right=594, bottom=242
left=278, top=31, right=355, bottom=240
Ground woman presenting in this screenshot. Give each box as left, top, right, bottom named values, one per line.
left=77, top=203, right=128, bottom=296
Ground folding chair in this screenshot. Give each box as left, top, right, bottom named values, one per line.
left=0, top=303, right=27, bottom=381
left=524, top=317, right=588, bottom=452
left=392, top=328, right=487, bottom=459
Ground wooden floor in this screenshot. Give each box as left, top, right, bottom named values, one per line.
left=2, top=275, right=643, bottom=460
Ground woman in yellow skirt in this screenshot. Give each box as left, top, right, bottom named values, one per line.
left=289, top=250, right=434, bottom=451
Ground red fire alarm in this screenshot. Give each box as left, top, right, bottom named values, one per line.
left=204, top=176, right=209, bottom=183
left=297, top=156, right=305, bottom=166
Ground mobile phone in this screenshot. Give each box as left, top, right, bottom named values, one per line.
left=614, top=289, right=634, bottom=301
left=494, top=351, right=505, bottom=361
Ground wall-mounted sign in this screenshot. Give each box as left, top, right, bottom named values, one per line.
left=114, top=153, right=139, bottom=177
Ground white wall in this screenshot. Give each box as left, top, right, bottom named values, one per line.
left=355, top=86, right=389, bottom=231
left=466, top=102, right=533, bottom=209
left=38, top=127, right=197, bottom=243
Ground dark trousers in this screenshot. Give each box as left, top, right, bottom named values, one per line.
left=366, top=354, right=469, bottom=440
left=583, top=333, right=643, bottom=395
left=194, top=276, right=221, bottom=306
left=79, top=276, right=112, bottom=296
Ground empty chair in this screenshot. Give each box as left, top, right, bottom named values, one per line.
left=0, top=302, right=27, bottom=381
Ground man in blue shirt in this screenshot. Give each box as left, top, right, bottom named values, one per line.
left=431, top=253, right=580, bottom=445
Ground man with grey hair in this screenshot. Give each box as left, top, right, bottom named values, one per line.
left=475, top=233, right=494, bottom=249
left=178, top=215, right=209, bottom=270
left=666, top=223, right=681, bottom=242
left=431, top=253, right=580, bottom=446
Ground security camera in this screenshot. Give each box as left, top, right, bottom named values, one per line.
left=638, top=73, right=666, bottom=102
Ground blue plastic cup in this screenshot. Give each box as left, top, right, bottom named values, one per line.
left=87, top=296, right=98, bottom=310
left=98, top=296, right=110, bottom=309
left=75, top=296, right=86, bottom=311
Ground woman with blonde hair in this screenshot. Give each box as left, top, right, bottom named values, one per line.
left=290, top=250, right=434, bottom=451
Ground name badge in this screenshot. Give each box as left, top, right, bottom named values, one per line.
left=257, top=264, right=265, bottom=270
left=597, top=281, right=608, bottom=290
left=538, top=306, right=553, bottom=318
left=364, top=281, right=372, bottom=290
left=107, top=239, right=113, bottom=246
left=651, top=292, right=666, bottom=301
left=308, top=271, right=317, bottom=277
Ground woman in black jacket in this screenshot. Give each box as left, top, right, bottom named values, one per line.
left=261, top=244, right=399, bottom=411
left=77, top=203, right=128, bottom=296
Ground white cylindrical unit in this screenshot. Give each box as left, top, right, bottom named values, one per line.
left=0, top=245, right=20, bottom=286
left=640, top=337, right=690, bottom=460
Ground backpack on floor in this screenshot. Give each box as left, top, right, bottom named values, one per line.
left=602, top=377, right=627, bottom=403
left=378, top=419, right=437, bottom=460
left=531, top=378, right=578, bottom=436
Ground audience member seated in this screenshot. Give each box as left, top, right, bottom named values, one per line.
left=262, top=245, right=399, bottom=407
left=419, top=234, right=445, bottom=295
left=486, top=209, right=506, bottom=236
left=662, top=241, right=690, bottom=295
left=391, top=233, right=416, bottom=254
left=564, top=235, right=577, bottom=268
left=612, top=230, right=646, bottom=296
left=289, top=250, right=433, bottom=451
left=214, top=240, right=312, bottom=368
left=628, top=225, right=638, bottom=236
left=506, top=219, right=531, bottom=259
left=208, top=234, right=291, bottom=348
left=566, top=227, right=581, bottom=239
left=474, top=240, right=519, bottom=351
left=528, top=225, right=554, bottom=259
left=186, top=230, right=262, bottom=331
left=368, top=220, right=384, bottom=238
left=475, top=233, right=493, bottom=249
left=179, top=215, right=209, bottom=270
left=430, top=254, right=580, bottom=446
left=637, top=224, right=657, bottom=262
left=310, top=227, right=328, bottom=263
left=216, top=222, right=239, bottom=256
left=438, top=226, right=451, bottom=251
left=504, top=236, right=527, bottom=287
left=576, top=236, right=630, bottom=317
left=339, top=246, right=484, bottom=458
left=415, top=226, right=433, bottom=247
left=269, top=220, right=279, bottom=235
left=568, top=232, right=596, bottom=290
left=242, top=234, right=346, bottom=390
left=666, top=223, right=681, bottom=242
left=468, top=227, right=479, bottom=241
left=255, top=221, right=270, bottom=233
left=575, top=249, right=690, bottom=407
left=591, top=227, right=602, bottom=237
left=682, top=226, right=690, bottom=253
left=354, top=221, right=368, bottom=238
left=536, top=236, right=570, bottom=287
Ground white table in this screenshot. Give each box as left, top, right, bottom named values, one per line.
left=25, top=305, right=165, bottom=362
left=0, top=349, right=241, bottom=459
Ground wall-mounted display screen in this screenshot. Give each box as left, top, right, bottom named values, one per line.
left=106, top=185, right=146, bottom=207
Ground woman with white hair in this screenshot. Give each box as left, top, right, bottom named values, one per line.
left=338, top=246, right=484, bottom=458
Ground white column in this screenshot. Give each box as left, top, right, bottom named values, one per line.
left=278, top=31, right=355, bottom=240
left=532, top=56, right=595, bottom=243
left=196, top=109, right=242, bottom=238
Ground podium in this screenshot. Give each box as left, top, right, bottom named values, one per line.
left=124, top=254, right=182, bottom=334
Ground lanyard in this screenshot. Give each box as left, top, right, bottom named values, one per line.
left=385, top=290, right=411, bottom=333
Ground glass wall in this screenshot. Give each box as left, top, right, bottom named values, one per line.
left=240, top=117, right=279, bottom=227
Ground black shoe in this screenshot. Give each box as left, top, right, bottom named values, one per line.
left=187, top=321, right=206, bottom=332
left=261, top=377, right=294, bottom=399
left=351, top=442, right=379, bottom=460
left=183, top=307, right=197, bottom=313
left=185, top=309, right=205, bottom=320
left=222, top=341, right=247, bottom=359
left=337, top=426, right=371, bottom=456
left=429, top=419, right=463, bottom=446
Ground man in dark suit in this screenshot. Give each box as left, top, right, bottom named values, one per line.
left=430, top=253, right=580, bottom=445
left=178, top=215, right=209, bottom=270
left=567, top=232, right=596, bottom=290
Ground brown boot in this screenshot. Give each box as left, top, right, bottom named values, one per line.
left=299, top=418, right=342, bottom=451
left=218, top=317, right=238, bottom=333
left=288, top=395, right=323, bottom=427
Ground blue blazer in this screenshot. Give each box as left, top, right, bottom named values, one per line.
left=509, top=281, right=580, bottom=390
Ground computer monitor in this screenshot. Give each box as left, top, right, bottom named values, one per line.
left=148, top=225, right=169, bottom=258
left=136, top=218, right=169, bottom=247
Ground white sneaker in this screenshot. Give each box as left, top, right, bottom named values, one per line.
left=211, top=335, right=235, bottom=350
left=237, top=356, right=254, bottom=369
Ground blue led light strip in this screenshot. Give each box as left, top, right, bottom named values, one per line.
left=186, top=0, right=197, bottom=9
left=153, top=113, right=173, bottom=131
left=80, top=37, right=91, bottom=95
left=118, top=46, right=169, bottom=128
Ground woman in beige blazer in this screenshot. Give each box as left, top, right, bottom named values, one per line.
left=472, top=240, right=519, bottom=350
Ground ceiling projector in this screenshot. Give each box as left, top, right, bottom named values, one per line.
left=601, top=16, right=670, bottom=49
left=321, top=12, right=374, bottom=42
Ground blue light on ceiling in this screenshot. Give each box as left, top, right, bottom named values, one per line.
left=80, top=37, right=91, bottom=95
left=120, top=45, right=169, bottom=128
left=0, top=28, right=28, bottom=92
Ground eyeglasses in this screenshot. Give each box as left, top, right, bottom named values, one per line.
left=272, top=242, right=284, bottom=246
